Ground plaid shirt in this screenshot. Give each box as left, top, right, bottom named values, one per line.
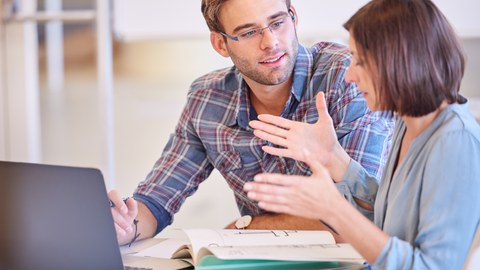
left=134, top=42, right=395, bottom=233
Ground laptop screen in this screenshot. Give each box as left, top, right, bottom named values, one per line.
left=0, top=161, right=124, bottom=270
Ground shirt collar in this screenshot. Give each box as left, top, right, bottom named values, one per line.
left=291, top=44, right=312, bottom=101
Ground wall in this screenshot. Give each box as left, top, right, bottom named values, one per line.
left=113, top=0, right=480, bottom=41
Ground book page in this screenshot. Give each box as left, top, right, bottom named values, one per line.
left=202, top=243, right=364, bottom=263
left=182, top=229, right=335, bottom=264
left=133, top=238, right=189, bottom=259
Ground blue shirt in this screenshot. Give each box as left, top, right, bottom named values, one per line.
left=133, top=42, right=395, bottom=234
left=350, top=103, right=480, bottom=269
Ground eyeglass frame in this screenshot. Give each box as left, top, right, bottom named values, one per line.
left=219, top=9, right=295, bottom=42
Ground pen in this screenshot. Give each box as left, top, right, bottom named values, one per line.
left=110, top=197, right=129, bottom=208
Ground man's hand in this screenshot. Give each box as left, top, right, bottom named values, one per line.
left=225, top=213, right=345, bottom=243
left=108, top=190, right=138, bottom=245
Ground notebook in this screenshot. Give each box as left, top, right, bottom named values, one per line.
left=0, top=160, right=150, bottom=270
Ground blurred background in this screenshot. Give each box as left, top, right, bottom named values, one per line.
left=1, top=0, right=479, bottom=238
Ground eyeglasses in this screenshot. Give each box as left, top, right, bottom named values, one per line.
left=219, top=13, right=294, bottom=42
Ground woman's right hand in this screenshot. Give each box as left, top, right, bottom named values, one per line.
left=249, top=92, right=351, bottom=181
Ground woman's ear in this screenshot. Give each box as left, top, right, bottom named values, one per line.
left=210, top=32, right=230, bottom=58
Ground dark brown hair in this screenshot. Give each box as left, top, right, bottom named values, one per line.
left=201, top=0, right=291, bottom=33
left=344, top=0, right=465, bottom=116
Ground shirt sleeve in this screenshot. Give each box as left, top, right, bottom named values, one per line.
left=133, top=96, right=215, bottom=235
left=373, top=129, right=480, bottom=269
left=337, top=159, right=378, bottom=220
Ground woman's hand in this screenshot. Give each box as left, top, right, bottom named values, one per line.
left=243, top=156, right=343, bottom=220
left=249, top=92, right=350, bottom=181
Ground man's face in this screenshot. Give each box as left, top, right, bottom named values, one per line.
left=218, top=0, right=299, bottom=86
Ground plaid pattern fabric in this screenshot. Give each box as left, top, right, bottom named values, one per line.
left=134, top=42, right=395, bottom=229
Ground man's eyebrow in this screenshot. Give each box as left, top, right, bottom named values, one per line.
left=232, top=11, right=289, bottom=34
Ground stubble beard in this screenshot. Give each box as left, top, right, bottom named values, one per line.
left=227, top=38, right=299, bottom=86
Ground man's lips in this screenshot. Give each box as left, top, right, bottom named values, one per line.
left=259, top=53, right=285, bottom=64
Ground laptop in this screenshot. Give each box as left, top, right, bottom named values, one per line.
left=0, top=161, right=151, bottom=270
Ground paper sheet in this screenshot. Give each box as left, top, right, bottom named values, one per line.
left=133, top=238, right=190, bottom=259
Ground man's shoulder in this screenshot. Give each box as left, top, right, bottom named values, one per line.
left=309, top=41, right=350, bottom=55
left=189, top=66, right=241, bottom=95
left=182, top=66, right=241, bottom=117
left=308, top=41, right=352, bottom=67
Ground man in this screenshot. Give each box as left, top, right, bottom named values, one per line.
left=110, top=0, right=394, bottom=246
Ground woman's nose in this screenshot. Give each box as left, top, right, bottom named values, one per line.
left=345, top=65, right=356, bottom=83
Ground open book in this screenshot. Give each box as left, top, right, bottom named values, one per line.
left=138, top=229, right=365, bottom=269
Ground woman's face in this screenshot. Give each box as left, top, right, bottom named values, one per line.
left=345, top=35, right=379, bottom=111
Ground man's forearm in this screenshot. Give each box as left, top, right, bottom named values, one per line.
left=226, top=214, right=345, bottom=243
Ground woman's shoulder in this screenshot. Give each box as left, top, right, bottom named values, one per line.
left=437, top=103, right=480, bottom=142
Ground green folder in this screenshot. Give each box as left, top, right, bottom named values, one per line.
left=197, top=255, right=366, bottom=270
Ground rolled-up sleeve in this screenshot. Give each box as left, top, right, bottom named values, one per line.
left=337, top=159, right=378, bottom=220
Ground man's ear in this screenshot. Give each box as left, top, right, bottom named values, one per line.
left=289, top=5, right=298, bottom=27
left=210, top=32, right=230, bottom=58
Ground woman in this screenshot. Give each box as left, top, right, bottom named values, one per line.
left=243, top=0, right=480, bottom=268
